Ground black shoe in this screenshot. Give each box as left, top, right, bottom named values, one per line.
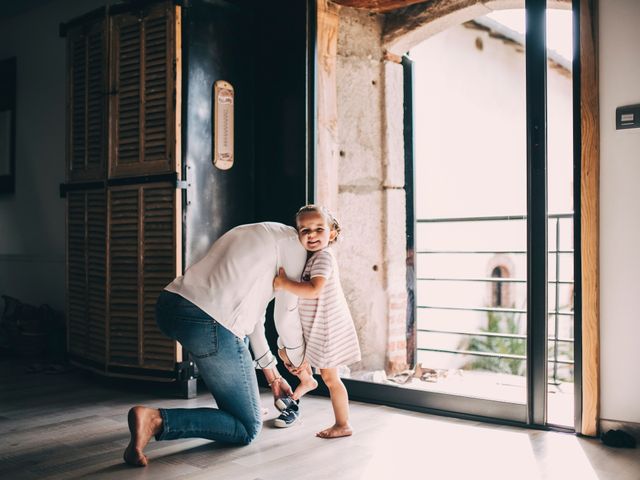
left=274, top=402, right=300, bottom=428
left=601, top=429, right=637, bottom=448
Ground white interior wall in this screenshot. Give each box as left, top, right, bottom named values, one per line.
left=0, top=0, right=107, bottom=313
left=599, top=0, right=640, bottom=425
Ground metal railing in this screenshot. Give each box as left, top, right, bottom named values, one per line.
left=415, top=213, right=574, bottom=385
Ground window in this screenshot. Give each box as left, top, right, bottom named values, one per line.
left=490, top=265, right=511, bottom=307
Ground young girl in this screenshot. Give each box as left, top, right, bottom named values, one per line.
left=273, top=205, right=361, bottom=438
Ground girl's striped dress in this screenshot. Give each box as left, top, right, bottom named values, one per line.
left=299, top=248, right=361, bottom=368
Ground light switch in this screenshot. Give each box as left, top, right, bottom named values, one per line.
left=616, top=104, right=640, bottom=130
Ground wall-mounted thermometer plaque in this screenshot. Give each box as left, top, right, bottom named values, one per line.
left=213, top=80, right=234, bottom=170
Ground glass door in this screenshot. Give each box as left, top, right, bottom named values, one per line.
left=411, top=6, right=529, bottom=420
left=339, top=0, right=580, bottom=428
left=545, top=2, right=576, bottom=429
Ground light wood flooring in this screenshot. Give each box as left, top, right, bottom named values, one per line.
left=1, top=358, right=638, bottom=480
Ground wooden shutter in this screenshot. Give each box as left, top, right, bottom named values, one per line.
left=142, top=185, right=178, bottom=369
left=67, top=20, right=107, bottom=182
left=109, top=186, right=140, bottom=365
left=110, top=2, right=176, bottom=178
left=109, top=183, right=178, bottom=371
left=86, top=190, right=107, bottom=362
left=67, top=192, right=87, bottom=355
left=67, top=189, right=107, bottom=363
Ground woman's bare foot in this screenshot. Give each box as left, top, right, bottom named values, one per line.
left=316, top=423, right=353, bottom=439
left=123, top=406, right=163, bottom=467
left=292, top=376, right=318, bottom=401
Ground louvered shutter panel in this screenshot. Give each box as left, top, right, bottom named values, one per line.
left=109, top=183, right=178, bottom=370
left=113, top=18, right=141, bottom=170
left=67, top=192, right=87, bottom=355
left=67, top=189, right=107, bottom=362
left=142, top=185, right=177, bottom=369
left=65, top=2, right=182, bottom=379
left=67, top=20, right=107, bottom=181
left=110, top=2, right=176, bottom=178
left=86, top=190, right=107, bottom=362
left=109, top=187, right=140, bottom=365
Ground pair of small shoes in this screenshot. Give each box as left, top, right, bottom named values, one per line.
left=601, top=429, right=637, bottom=448
left=274, top=399, right=300, bottom=428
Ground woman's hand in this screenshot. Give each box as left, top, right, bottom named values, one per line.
left=273, top=267, right=288, bottom=291
left=264, top=367, right=293, bottom=401
left=269, top=375, right=293, bottom=401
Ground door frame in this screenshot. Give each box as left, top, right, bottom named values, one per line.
left=312, top=0, right=598, bottom=433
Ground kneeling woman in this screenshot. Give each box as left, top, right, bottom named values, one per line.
left=124, top=222, right=307, bottom=467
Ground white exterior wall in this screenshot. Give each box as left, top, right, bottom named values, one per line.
left=599, top=0, right=640, bottom=425
left=411, top=22, right=573, bottom=370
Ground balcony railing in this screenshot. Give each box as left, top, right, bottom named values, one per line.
left=415, top=213, right=574, bottom=385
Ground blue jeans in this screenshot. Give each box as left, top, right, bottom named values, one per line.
left=155, top=290, right=262, bottom=445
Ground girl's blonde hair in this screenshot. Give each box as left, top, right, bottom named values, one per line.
left=295, top=204, right=341, bottom=242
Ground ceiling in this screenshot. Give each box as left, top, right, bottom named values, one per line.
left=331, top=0, right=432, bottom=13
left=0, top=0, right=434, bottom=20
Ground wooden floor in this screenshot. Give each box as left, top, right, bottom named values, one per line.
left=1, top=358, right=638, bottom=480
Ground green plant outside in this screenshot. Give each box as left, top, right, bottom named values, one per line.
left=466, top=310, right=526, bottom=376
left=465, top=310, right=574, bottom=383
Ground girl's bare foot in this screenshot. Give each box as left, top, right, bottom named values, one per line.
left=123, top=406, right=163, bottom=467
left=292, top=376, right=318, bottom=400
left=316, top=423, right=353, bottom=439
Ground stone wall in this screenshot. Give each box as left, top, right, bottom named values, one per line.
left=334, top=7, right=408, bottom=373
